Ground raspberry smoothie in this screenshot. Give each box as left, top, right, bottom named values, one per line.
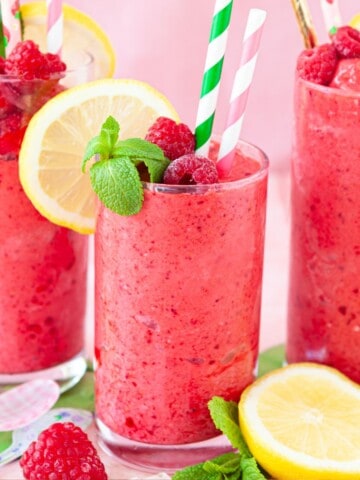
left=287, top=27, right=360, bottom=382
left=0, top=42, right=89, bottom=377
left=95, top=139, right=268, bottom=449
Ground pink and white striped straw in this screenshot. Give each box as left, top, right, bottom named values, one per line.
left=1, top=0, right=21, bottom=56
left=320, top=0, right=342, bottom=33
left=217, top=8, right=267, bottom=178
left=46, top=0, right=63, bottom=55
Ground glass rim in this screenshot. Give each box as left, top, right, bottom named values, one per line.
left=143, top=137, right=269, bottom=194
left=0, top=50, right=94, bottom=83
left=297, top=75, right=360, bottom=99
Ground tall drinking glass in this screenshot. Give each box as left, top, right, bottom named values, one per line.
left=94, top=138, right=268, bottom=471
left=0, top=51, right=94, bottom=388
left=287, top=77, right=360, bottom=383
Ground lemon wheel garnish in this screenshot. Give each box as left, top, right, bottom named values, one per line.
left=239, top=363, right=360, bottom=480
left=20, top=1, right=116, bottom=78
left=349, top=14, right=360, bottom=31
left=19, top=79, right=179, bottom=234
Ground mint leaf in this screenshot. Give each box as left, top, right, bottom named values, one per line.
left=208, top=397, right=251, bottom=456
left=82, top=116, right=120, bottom=172
left=204, top=453, right=241, bottom=476
left=142, top=155, right=170, bottom=182
left=100, top=115, right=120, bottom=147
left=83, top=116, right=171, bottom=216
left=172, top=463, right=220, bottom=480
left=89, top=157, right=143, bottom=216
left=112, top=138, right=170, bottom=182
left=112, top=138, right=165, bottom=162
left=172, top=453, right=242, bottom=480
left=240, top=456, right=267, bottom=480
left=82, top=136, right=108, bottom=171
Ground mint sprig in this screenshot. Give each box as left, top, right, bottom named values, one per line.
left=82, top=116, right=170, bottom=216
left=172, top=397, right=267, bottom=480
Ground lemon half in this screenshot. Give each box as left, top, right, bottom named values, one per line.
left=239, top=363, right=360, bottom=480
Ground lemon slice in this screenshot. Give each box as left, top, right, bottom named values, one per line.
left=19, top=79, right=179, bottom=234
left=239, top=363, right=360, bottom=480
left=349, top=14, right=360, bottom=30
left=20, top=1, right=116, bottom=78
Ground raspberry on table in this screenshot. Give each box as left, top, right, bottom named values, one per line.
left=296, top=43, right=338, bottom=85
left=20, top=422, right=108, bottom=480
left=145, top=116, right=195, bottom=160
left=163, top=153, right=219, bottom=185
left=4, top=40, right=66, bottom=80
left=332, top=26, right=360, bottom=59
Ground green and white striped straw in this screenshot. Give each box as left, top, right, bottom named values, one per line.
left=195, top=0, right=233, bottom=156
left=0, top=4, right=6, bottom=58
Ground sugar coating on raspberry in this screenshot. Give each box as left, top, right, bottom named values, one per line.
left=5, top=40, right=66, bottom=80
left=297, top=43, right=338, bottom=85
left=163, top=153, right=219, bottom=185
left=330, top=58, right=360, bottom=91
left=332, top=26, right=360, bottom=59
left=145, top=116, right=195, bottom=160
left=20, top=422, right=108, bottom=480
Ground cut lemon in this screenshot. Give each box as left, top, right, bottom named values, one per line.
left=349, top=14, right=360, bottom=30
left=19, top=79, right=179, bottom=234
left=20, top=1, right=116, bottom=78
left=239, top=363, right=360, bottom=480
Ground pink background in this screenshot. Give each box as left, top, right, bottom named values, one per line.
left=64, top=0, right=356, bottom=169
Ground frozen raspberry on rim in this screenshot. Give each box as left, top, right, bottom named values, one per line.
left=20, top=422, right=108, bottom=480
left=332, top=26, right=360, bottom=59
left=5, top=40, right=66, bottom=80
left=145, top=116, right=195, bottom=160
left=297, top=43, right=338, bottom=85
left=163, top=153, right=219, bottom=185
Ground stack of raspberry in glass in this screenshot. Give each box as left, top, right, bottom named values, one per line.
left=0, top=41, right=65, bottom=160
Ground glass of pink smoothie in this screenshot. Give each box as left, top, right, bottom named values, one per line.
left=0, top=50, right=94, bottom=388
left=94, top=138, right=268, bottom=471
left=287, top=77, right=360, bottom=383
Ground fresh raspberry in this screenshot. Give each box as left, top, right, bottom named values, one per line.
left=163, top=153, right=219, bottom=185
left=0, top=56, right=5, bottom=74
left=332, top=26, right=360, bottom=59
left=296, top=43, right=338, bottom=85
left=20, top=422, right=108, bottom=480
left=145, top=116, right=195, bottom=160
left=5, top=40, right=66, bottom=80
left=330, top=58, right=360, bottom=91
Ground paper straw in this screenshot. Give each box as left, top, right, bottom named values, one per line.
left=195, top=0, right=233, bottom=156
left=217, top=9, right=267, bottom=178
left=0, top=5, right=6, bottom=58
left=320, top=0, right=342, bottom=34
left=290, top=0, right=317, bottom=48
left=46, top=0, right=63, bottom=55
left=1, top=0, right=21, bottom=56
